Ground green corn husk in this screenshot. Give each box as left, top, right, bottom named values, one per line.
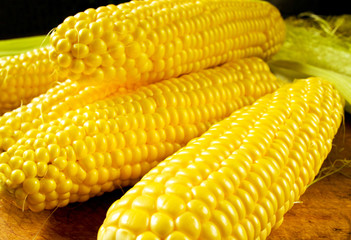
left=0, top=35, right=49, bottom=57
left=269, top=13, right=351, bottom=113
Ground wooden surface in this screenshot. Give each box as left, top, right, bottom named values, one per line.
left=0, top=113, right=350, bottom=240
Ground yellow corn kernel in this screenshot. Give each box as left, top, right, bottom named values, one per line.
left=0, top=78, right=120, bottom=152
left=98, top=77, right=344, bottom=239
left=0, top=57, right=280, bottom=211
left=49, top=0, right=285, bottom=86
left=0, top=47, right=60, bottom=114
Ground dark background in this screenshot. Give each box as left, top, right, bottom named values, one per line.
left=0, top=0, right=126, bottom=39
left=0, top=0, right=350, bottom=40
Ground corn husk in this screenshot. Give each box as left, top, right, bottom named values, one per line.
left=0, top=35, right=49, bottom=57
left=269, top=13, right=351, bottom=113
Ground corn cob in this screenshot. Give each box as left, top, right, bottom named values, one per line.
left=0, top=79, right=120, bottom=153
left=98, top=77, right=344, bottom=240
left=49, top=0, right=285, bottom=86
left=0, top=57, right=280, bottom=212
left=0, top=47, right=59, bottom=114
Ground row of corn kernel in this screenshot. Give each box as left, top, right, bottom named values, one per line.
left=0, top=79, right=121, bottom=152
left=0, top=47, right=59, bottom=114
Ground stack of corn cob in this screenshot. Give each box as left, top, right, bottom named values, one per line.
left=0, top=0, right=345, bottom=239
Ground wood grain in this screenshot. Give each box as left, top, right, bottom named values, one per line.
left=0, top=113, right=350, bottom=240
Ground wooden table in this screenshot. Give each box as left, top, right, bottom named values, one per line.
left=0, top=113, right=350, bottom=240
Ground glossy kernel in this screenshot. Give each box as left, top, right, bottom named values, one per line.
left=23, top=178, right=40, bottom=194
left=118, top=209, right=149, bottom=234
left=157, top=194, right=186, bottom=217
left=150, top=212, right=174, bottom=238
left=175, top=212, right=201, bottom=239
